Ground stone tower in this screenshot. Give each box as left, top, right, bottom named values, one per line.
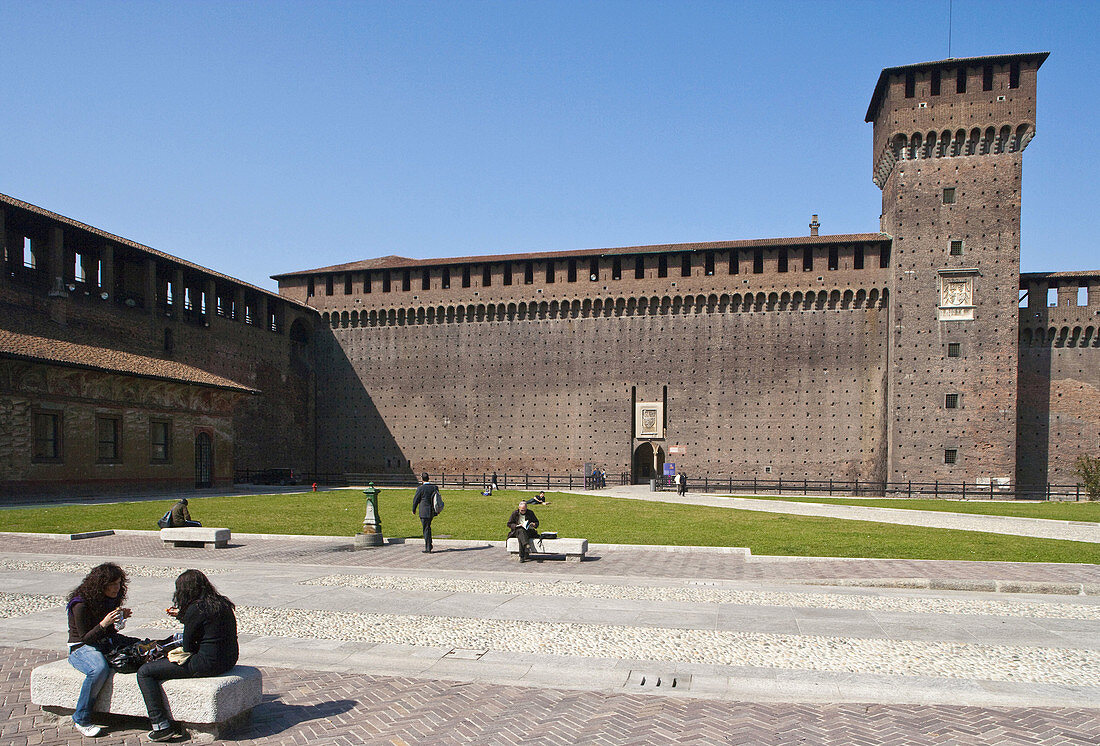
left=867, top=52, right=1048, bottom=487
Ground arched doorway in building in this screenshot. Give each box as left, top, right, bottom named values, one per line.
left=194, top=432, right=213, bottom=488
left=632, top=442, right=665, bottom=484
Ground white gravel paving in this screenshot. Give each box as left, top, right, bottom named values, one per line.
left=304, top=573, right=1100, bottom=620
left=0, top=560, right=227, bottom=577
left=235, top=605, right=1100, bottom=686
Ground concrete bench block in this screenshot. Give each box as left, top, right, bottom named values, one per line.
left=507, top=537, right=588, bottom=561
left=31, top=659, right=261, bottom=740
left=160, top=527, right=231, bottom=548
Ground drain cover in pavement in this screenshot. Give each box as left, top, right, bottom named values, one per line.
left=627, top=671, right=691, bottom=690
left=443, top=648, right=487, bottom=660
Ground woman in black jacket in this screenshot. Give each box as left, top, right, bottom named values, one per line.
left=137, top=569, right=239, bottom=742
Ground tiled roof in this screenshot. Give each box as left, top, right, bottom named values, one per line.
left=0, top=193, right=311, bottom=311
left=0, top=325, right=257, bottom=394
left=865, top=52, right=1049, bottom=122
left=272, top=233, right=891, bottom=279
left=1021, top=270, right=1100, bottom=282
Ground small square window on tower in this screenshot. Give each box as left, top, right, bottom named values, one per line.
left=945, top=393, right=960, bottom=409
left=949, top=240, right=964, bottom=256
left=944, top=448, right=958, bottom=465
left=947, top=342, right=961, bottom=357
left=942, top=187, right=957, bottom=204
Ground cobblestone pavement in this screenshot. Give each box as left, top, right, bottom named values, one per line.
left=6, top=532, right=1100, bottom=744
left=7, top=647, right=1100, bottom=746
left=5, top=531, right=1100, bottom=585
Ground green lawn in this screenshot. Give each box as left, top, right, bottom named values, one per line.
left=732, top=495, right=1100, bottom=522
left=2, top=488, right=1098, bottom=564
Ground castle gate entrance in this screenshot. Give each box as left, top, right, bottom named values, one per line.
left=632, top=442, right=665, bottom=484
left=194, top=432, right=213, bottom=488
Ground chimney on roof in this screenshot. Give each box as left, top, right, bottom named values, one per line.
left=809, top=214, right=820, bottom=237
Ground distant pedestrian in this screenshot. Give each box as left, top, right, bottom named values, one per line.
left=678, top=471, right=688, bottom=496
left=491, top=472, right=499, bottom=492
left=673, top=472, right=681, bottom=494
left=412, top=473, right=441, bottom=553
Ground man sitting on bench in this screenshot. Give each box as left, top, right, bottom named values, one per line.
left=506, top=502, right=539, bottom=563
left=169, top=499, right=201, bottom=528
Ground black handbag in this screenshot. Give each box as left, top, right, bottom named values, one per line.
left=106, top=637, right=181, bottom=673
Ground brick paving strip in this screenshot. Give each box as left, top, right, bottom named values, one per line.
left=6, top=647, right=1100, bottom=746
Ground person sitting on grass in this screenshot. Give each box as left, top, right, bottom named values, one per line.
left=507, top=501, right=540, bottom=562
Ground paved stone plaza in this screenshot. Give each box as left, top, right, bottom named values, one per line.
left=2, top=494, right=1099, bottom=744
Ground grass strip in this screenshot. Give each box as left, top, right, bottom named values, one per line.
left=1, top=489, right=1097, bottom=564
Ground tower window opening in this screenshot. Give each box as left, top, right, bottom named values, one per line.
left=853, top=246, right=864, bottom=270
left=567, top=259, right=577, bottom=283
left=589, top=258, right=599, bottom=281
left=1047, top=287, right=1058, bottom=307
left=307, top=278, right=315, bottom=297
left=635, top=256, right=645, bottom=279
left=930, top=69, right=941, bottom=96
left=729, top=251, right=739, bottom=275
left=777, top=249, right=788, bottom=273
left=461, top=266, right=471, bottom=288
left=879, top=244, right=891, bottom=268
left=658, top=255, right=668, bottom=278
left=612, top=258, right=622, bottom=281
left=1078, top=286, right=1088, bottom=306
left=982, top=65, right=994, bottom=91
left=402, top=269, right=411, bottom=292
left=949, top=240, right=963, bottom=256
left=704, top=251, right=714, bottom=276
left=502, top=262, right=512, bottom=286
left=545, top=260, right=555, bottom=283
left=956, top=68, right=967, bottom=93
left=803, top=247, right=813, bottom=271
left=382, top=273, right=391, bottom=293
left=904, top=71, right=915, bottom=98
left=483, top=264, right=492, bottom=287
left=524, top=262, right=533, bottom=285
left=827, top=247, right=838, bottom=271
left=363, top=271, right=371, bottom=293
left=945, top=393, right=959, bottom=409
left=1009, top=61, right=1020, bottom=89
left=753, top=248, right=763, bottom=274
left=441, top=267, right=450, bottom=289
left=944, top=449, right=958, bottom=465
left=422, top=268, right=431, bottom=290
left=344, top=274, right=352, bottom=295
left=325, top=275, right=334, bottom=296
left=947, top=342, right=960, bottom=357
left=681, top=253, right=691, bottom=277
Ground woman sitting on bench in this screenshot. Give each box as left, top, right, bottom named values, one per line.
left=137, top=570, right=238, bottom=742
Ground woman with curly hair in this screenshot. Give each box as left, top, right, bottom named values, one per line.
left=137, top=569, right=238, bottom=742
left=66, top=562, right=135, bottom=738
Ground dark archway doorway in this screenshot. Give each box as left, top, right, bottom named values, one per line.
left=195, top=432, right=213, bottom=488
left=632, top=442, right=665, bottom=484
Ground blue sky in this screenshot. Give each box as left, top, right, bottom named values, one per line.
left=2, top=1, right=1095, bottom=290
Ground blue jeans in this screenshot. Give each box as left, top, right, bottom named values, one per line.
left=68, top=644, right=109, bottom=726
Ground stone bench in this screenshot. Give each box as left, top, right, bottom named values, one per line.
left=30, top=659, right=262, bottom=740
left=160, top=527, right=231, bottom=548
left=506, top=537, right=588, bottom=562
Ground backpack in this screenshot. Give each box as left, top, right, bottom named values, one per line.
left=432, top=488, right=444, bottom=515
left=156, top=509, right=172, bottom=529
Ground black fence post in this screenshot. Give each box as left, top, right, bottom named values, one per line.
left=753, top=476, right=757, bottom=494
left=961, top=481, right=966, bottom=501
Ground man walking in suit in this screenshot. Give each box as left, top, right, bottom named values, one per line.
left=411, top=473, right=440, bottom=553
